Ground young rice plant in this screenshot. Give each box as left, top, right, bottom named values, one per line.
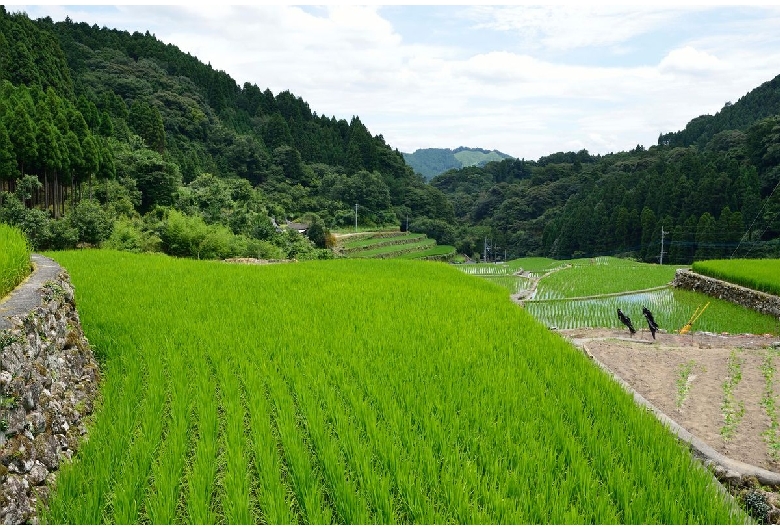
left=692, top=259, right=780, bottom=296
left=41, top=251, right=747, bottom=524
left=0, top=223, right=31, bottom=299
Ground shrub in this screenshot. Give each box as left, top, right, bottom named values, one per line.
left=105, top=217, right=161, bottom=253
left=67, top=199, right=114, bottom=245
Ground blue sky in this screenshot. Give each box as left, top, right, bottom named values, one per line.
left=9, top=4, right=780, bottom=160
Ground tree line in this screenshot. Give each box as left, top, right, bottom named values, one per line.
left=1, top=6, right=779, bottom=264
left=0, top=7, right=455, bottom=259
left=432, top=106, right=780, bottom=262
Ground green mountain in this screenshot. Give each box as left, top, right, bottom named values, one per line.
left=431, top=73, right=780, bottom=262
left=658, top=75, right=780, bottom=149
left=0, top=7, right=455, bottom=258
left=1, top=6, right=778, bottom=264
left=402, top=147, right=512, bottom=181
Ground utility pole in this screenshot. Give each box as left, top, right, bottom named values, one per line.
left=660, top=225, right=669, bottom=264
left=355, top=203, right=358, bottom=231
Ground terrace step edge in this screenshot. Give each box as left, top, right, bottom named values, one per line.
left=0, top=254, right=100, bottom=524
left=673, top=269, right=780, bottom=318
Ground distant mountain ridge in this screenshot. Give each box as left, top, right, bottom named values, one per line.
left=402, top=147, right=513, bottom=181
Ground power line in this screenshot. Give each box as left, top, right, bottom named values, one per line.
left=731, top=177, right=780, bottom=259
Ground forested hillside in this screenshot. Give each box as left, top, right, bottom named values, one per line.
left=432, top=80, right=780, bottom=262
left=1, top=7, right=779, bottom=264
left=0, top=8, right=454, bottom=259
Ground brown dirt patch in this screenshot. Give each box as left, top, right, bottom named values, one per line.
left=559, top=328, right=780, bottom=473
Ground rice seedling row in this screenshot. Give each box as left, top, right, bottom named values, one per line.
left=721, top=350, right=746, bottom=442
left=233, top=352, right=295, bottom=524
left=41, top=251, right=749, bottom=524
left=110, top=338, right=169, bottom=524
left=212, top=343, right=253, bottom=525
left=759, top=350, right=780, bottom=461
left=327, top=358, right=438, bottom=524
left=297, top=363, right=392, bottom=523
left=289, top=368, right=369, bottom=524
left=341, top=233, right=426, bottom=250
left=263, top=359, right=332, bottom=524
left=184, top=354, right=219, bottom=525
left=350, top=239, right=436, bottom=258
left=396, top=245, right=456, bottom=259
left=525, top=288, right=779, bottom=334
left=143, top=339, right=195, bottom=524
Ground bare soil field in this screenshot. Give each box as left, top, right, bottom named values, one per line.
left=560, top=327, right=780, bottom=474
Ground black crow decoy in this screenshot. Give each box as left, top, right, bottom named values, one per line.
left=643, top=306, right=659, bottom=340
left=617, top=308, right=635, bottom=335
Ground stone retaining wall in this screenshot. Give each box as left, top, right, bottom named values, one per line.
left=0, top=256, right=99, bottom=524
left=672, top=269, right=780, bottom=318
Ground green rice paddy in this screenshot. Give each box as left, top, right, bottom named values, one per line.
left=458, top=256, right=779, bottom=334
left=0, top=223, right=31, bottom=298
left=349, top=239, right=436, bottom=258
left=533, top=257, right=679, bottom=300
left=41, top=250, right=745, bottom=524
left=693, top=259, right=780, bottom=296
left=397, top=245, right=456, bottom=260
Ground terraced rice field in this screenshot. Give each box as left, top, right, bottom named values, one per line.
left=458, top=256, right=780, bottom=335
left=531, top=257, right=679, bottom=300
left=397, top=245, right=456, bottom=260
left=525, top=288, right=779, bottom=334
left=339, top=232, right=455, bottom=260
left=340, top=233, right=426, bottom=250
left=349, top=238, right=437, bottom=258
left=692, top=259, right=780, bottom=296
left=42, top=251, right=745, bottom=524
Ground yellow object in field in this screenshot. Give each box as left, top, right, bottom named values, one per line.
left=680, top=302, right=710, bottom=334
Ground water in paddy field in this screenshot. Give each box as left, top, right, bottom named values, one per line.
left=525, top=289, right=677, bottom=330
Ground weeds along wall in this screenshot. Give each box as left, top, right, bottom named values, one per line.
left=673, top=269, right=780, bottom=319
left=0, top=267, right=99, bottom=524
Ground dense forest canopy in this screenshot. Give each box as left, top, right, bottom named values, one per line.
left=430, top=98, right=780, bottom=261
left=0, top=7, right=452, bottom=260
left=0, top=6, right=779, bottom=263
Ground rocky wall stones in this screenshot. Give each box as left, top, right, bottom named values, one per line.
left=0, top=270, right=99, bottom=524
left=672, top=269, right=780, bottom=319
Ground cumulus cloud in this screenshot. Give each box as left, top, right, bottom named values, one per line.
left=9, top=5, right=780, bottom=160
left=659, top=46, right=725, bottom=75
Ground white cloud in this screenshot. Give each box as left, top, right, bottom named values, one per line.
left=659, top=46, right=725, bottom=75
left=7, top=5, right=780, bottom=160
left=467, top=5, right=689, bottom=51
